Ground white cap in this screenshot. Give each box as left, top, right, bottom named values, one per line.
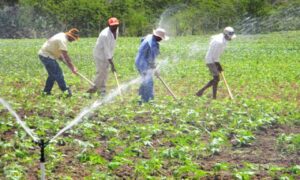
left=223, top=26, right=236, bottom=39
left=153, top=28, right=169, bottom=40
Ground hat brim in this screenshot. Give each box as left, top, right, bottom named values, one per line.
left=231, top=34, right=237, bottom=39
left=109, top=22, right=119, bottom=26
left=153, top=30, right=169, bottom=41
left=65, top=32, right=79, bottom=40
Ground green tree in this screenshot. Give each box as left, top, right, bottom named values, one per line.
left=1, top=0, right=298, bottom=38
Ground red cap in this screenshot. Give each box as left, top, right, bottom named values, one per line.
left=108, top=17, right=119, bottom=26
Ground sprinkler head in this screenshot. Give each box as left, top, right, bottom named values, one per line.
left=37, top=139, right=49, bottom=163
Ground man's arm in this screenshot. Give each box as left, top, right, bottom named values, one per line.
left=100, top=34, right=116, bottom=72
left=61, top=50, right=77, bottom=74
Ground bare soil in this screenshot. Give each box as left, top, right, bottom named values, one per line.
left=200, top=124, right=300, bottom=179
left=1, top=122, right=298, bottom=179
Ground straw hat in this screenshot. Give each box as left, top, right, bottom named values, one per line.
left=153, top=28, right=169, bottom=40
left=65, top=28, right=80, bottom=40
left=223, top=26, right=236, bottom=39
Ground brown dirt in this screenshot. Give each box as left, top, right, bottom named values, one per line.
left=199, top=124, right=300, bottom=179
left=114, top=165, right=134, bottom=178
left=2, top=122, right=299, bottom=179
left=95, top=146, right=114, bottom=161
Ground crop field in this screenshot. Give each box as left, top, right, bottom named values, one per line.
left=0, top=31, right=299, bottom=179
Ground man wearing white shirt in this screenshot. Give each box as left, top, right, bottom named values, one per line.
left=87, top=17, right=119, bottom=95
left=196, top=27, right=236, bottom=99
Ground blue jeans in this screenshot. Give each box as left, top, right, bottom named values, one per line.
left=139, top=70, right=154, bottom=103
left=39, top=55, right=68, bottom=93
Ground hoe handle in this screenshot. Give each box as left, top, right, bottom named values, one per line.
left=156, top=74, right=177, bottom=100
left=220, top=72, right=234, bottom=100
left=77, top=72, right=95, bottom=87
left=113, top=71, right=123, bottom=101
left=61, top=60, right=95, bottom=87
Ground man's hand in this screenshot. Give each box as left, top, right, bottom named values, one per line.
left=58, top=56, right=64, bottom=61
left=108, top=59, right=116, bottom=72
left=149, top=62, right=156, bottom=69
left=111, top=63, right=116, bottom=72
left=71, top=66, right=78, bottom=74
left=215, top=62, right=223, bottom=72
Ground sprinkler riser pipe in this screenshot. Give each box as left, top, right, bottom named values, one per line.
left=39, top=139, right=46, bottom=163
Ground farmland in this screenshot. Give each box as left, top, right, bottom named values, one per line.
left=0, top=31, right=299, bottom=179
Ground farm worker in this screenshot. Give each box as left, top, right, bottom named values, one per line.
left=38, top=28, right=79, bottom=97
left=135, top=28, right=169, bottom=103
left=86, top=17, right=119, bottom=96
left=196, top=26, right=236, bottom=99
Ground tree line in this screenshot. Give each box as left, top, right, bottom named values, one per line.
left=0, top=0, right=299, bottom=38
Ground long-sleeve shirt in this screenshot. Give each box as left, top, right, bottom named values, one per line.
left=205, top=33, right=227, bottom=64
left=38, top=32, right=68, bottom=59
left=93, top=27, right=118, bottom=60
left=135, top=34, right=160, bottom=72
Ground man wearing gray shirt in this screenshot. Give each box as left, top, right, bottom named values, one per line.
left=87, top=17, right=119, bottom=96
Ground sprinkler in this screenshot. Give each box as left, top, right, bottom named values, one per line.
left=36, top=139, right=49, bottom=180
left=37, top=139, right=48, bottom=163
left=0, top=77, right=141, bottom=179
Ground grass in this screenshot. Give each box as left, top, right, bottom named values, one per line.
left=0, top=31, right=299, bottom=179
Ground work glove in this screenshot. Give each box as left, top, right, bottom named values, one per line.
left=215, top=62, right=223, bottom=72
left=111, top=64, right=116, bottom=73
left=108, top=59, right=116, bottom=72
left=149, top=62, right=156, bottom=69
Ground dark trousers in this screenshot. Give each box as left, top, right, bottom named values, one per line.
left=39, top=55, right=67, bottom=93
left=196, top=63, right=221, bottom=99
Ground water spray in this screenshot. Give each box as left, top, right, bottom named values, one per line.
left=49, top=77, right=141, bottom=143
left=0, top=98, right=49, bottom=179
left=0, top=98, right=39, bottom=143
left=113, top=71, right=123, bottom=101
left=0, top=77, right=141, bottom=179
left=158, top=4, right=187, bottom=35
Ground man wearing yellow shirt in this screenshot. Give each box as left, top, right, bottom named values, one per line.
left=38, top=28, right=79, bottom=97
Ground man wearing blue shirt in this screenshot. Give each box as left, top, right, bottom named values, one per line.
left=135, top=28, right=168, bottom=103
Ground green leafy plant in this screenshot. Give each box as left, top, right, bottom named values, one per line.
left=277, top=133, right=300, bottom=153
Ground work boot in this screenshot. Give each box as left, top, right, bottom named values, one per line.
left=63, top=88, right=72, bottom=97
left=42, top=91, right=51, bottom=96
left=86, top=86, right=97, bottom=93
left=99, top=90, right=106, bottom=97
left=195, top=89, right=204, bottom=97
left=196, top=79, right=215, bottom=97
